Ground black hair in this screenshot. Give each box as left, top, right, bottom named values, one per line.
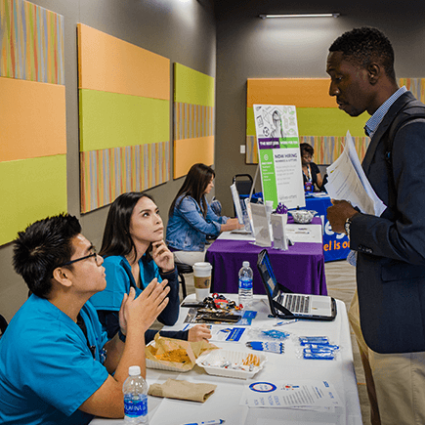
left=329, top=27, right=396, bottom=82
left=300, top=143, right=314, bottom=156
left=168, top=163, right=215, bottom=218
left=100, top=192, right=155, bottom=261
left=12, top=214, right=81, bottom=299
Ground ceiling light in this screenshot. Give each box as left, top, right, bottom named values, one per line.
left=259, top=13, right=340, bottom=19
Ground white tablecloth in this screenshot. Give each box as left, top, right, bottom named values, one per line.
left=92, top=295, right=362, bottom=425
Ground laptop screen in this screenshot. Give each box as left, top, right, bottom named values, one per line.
left=257, top=250, right=279, bottom=299
left=257, top=250, right=336, bottom=321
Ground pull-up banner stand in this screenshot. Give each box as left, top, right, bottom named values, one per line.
left=253, top=105, right=305, bottom=209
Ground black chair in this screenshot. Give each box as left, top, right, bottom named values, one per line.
left=232, top=174, right=254, bottom=215
left=317, top=164, right=329, bottom=176
left=316, top=164, right=329, bottom=192
left=0, top=314, right=8, bottom=340
left=175, top=262, right=193, bottom=299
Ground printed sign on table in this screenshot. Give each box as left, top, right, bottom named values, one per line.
left=253, top=105, right=305, bottom=209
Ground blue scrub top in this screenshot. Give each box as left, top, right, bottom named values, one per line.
left=89, top=254, right=164, bottom=311
left=90, top=254, right=182, bottom=343
left=0, top=295, right=109, bottom=425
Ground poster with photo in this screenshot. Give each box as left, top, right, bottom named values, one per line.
left=253, top=105, right=305, bottom=209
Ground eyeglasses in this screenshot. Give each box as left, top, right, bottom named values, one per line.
left=57, top=248, right=99, bottom=267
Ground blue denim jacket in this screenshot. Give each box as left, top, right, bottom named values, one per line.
left=166, top=195, right=228, bottom=251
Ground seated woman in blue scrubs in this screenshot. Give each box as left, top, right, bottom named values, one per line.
left=90, top=192, right=210, bottom=343
left=166, top=163, right=243, bottom=266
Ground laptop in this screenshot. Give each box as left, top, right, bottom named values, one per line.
left=257, top=249, right=337, bottom=321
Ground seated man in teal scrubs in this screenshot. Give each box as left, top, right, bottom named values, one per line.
left=0, top=214, right=170, bottom=425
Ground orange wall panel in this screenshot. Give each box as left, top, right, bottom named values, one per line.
left=173, top=136, right=214, bottom=179
left=0, top=77, right=66, bottom=162
left=78, top=24, right=169, bottom=100
left=247, top=78, right=336, bottom=108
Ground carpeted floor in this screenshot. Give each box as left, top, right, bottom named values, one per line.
left=166, top=259, right=371, bottom=425
left=324, top=260, right=371, bottom=425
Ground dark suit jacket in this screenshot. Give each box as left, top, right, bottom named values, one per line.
left=350, top=91, right=425, bottom=354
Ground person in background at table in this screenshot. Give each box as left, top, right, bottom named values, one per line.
left=300, top=143, right=323, bottom=192
left=0, top=214, right=169, bottom=424
left=166, top=163, right=244, bottom=266
left=90, top=192, right=211, bottom=343
left=326, top=27, right=425, bottom=425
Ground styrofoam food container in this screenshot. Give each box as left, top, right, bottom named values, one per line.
left=196, top=349, right=267, bottom=379
left=146, top=358, right=192, bottom=372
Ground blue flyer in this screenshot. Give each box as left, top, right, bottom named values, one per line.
left=238, top=310, right=257, bottom=325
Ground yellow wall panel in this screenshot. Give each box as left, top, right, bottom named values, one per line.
left=79, top=89, right=169, bottom=151
left=0, top=156, right=67, bottom=245
left=174, top=63, right=215, bottom=106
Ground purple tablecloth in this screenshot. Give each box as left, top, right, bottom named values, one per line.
left=206, top=221, right=327, bottom=296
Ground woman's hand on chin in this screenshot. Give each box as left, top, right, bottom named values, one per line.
left=151, top=240, right=175, bottom=272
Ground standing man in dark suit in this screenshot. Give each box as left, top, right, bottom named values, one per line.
left=326, top=27, right=425, bottom=425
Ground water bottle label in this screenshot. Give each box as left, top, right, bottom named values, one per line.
left=124, top=394, right=148, bottom=418
left=239, top=278, right=253, bottom=289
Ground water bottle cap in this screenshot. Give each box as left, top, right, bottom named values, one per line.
left=128, top=365, right=141, bottom=376
left=243, top=261, right=250, bottom=268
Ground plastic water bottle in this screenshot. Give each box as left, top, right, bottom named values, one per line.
left=238, top=261, right=253, bottom=308
left=123, top=365, right=149, bottom=424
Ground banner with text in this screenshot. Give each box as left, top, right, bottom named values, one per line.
left=253, top=105, right=305, bottom=209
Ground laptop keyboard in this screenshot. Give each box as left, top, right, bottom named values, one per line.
left=284, top=294, right=310, bottom=314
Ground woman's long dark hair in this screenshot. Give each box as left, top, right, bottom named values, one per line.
left=168, top=163, right=215, bottom=218
left=300, top=143, right=314, bottom=157
left=100, top=192, right=154, bottom=261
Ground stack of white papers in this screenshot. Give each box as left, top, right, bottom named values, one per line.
left=325, top=131, right=386, bottom=217
left=242, top=379, right=342, bottom=413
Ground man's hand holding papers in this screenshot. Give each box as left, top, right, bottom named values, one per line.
left=327, top=200, right=359, bottom=234
left=325, top=131, right=386, bottom=217
left=325, top=131, right=386, bottom=234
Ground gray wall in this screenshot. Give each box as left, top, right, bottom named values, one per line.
left=0, top=0, right=216, bottom=322
left=214, top=0, right=425, bottom=215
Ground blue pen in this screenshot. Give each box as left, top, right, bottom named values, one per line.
left=182, top=420, right=224, bottom=425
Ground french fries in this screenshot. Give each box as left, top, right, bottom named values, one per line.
left=242, top=353, right=260, bottom=367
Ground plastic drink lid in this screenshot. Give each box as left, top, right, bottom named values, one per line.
left=129, top=365, right=141, bottom=376
left=193, top=262, right=212, bottom=277
left=193, top=262, right=212, bottom=269
left=243, top=261, right=250, bottom=268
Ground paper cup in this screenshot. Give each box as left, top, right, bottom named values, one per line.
left=192, top=262, right=212, bottom=301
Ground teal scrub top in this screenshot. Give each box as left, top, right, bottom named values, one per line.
left=89, top=254, right=164, bottom=311
left=0, top=295, right=109, bottom=425
left=90, top=254, right=182, bottom=343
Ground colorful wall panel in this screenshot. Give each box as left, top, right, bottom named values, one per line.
left=173, top=63, right=214, bottom=179
left=400, top=78, right=425, bottom=103
left=246, top=78, right=425, bottom=165
left=0, top=0, right=66, bottom=246
left=246, top=78, right=369, bottom=165
left=78, top=24, right=170, bottom=212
